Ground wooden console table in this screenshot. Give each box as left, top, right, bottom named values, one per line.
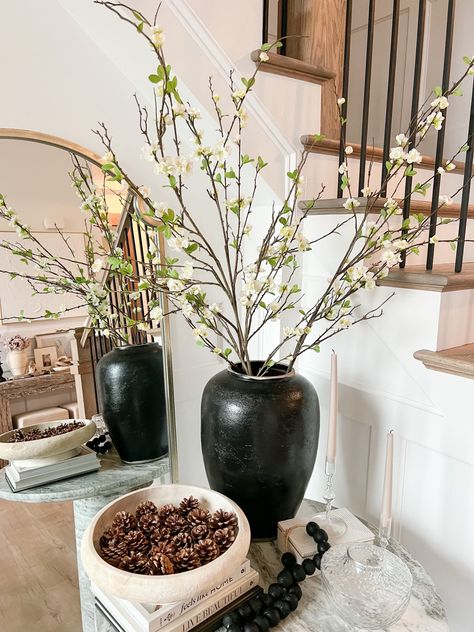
left=0, top=371, right=75, bottom=436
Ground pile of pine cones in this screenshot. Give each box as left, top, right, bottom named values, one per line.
left=8, top=421, right=85, bottom=443
left=99, top=496, right=238, bottom=575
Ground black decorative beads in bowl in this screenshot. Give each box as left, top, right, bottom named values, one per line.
left=220, top=521, right=330, bottom=632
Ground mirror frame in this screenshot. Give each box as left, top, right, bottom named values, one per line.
left=0, top=128, right=179, bottom=482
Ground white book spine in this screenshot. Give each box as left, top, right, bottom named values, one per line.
left=131, top=560, right=251, bottom=631
left=94, top=569, right=259, bottom=632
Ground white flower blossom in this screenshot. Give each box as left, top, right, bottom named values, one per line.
left=91, top=258, right=103, bottom=274
left=445, top=162, right=455, bottom=172
left=259, top=51, right=269, bottom=62
left=338, top=163, right=348, bottom=174
left=102, top=151, right=114, bottom=163
left=243, top=225, right=252, bottom=236
left=437, top=166, right=445, bottom=175
left=232, top=89, right=246, bottom=100
left=406, top=148, right=422, bottom=164
left=168, top=236, right=189, bottom=252
left=337, top=316, right=354, bottom=330
left=345, top=145, right=354, bottom=155
left=187, top=108, right=202, bottom=120
left=237, top=108, right=248, bottom=127
left=151, top=25, right=165, bottom=48
left=440, top=194, right=453, bottom=206
left=427, top=111, right=444, bottom=131
left=180, top=261, right=194, bottom=280
left=381, top=249, right=401, bottom=267
left=343, top=198, right=361, bottom=211
left=193, top=326, right=208, bottom=340
left=396, top=133, right=409, bottom=147
left=430, top=235, right=440, bottom=244
left=283, top=326, right=295, bottom=338
left=213, top=347, right=222, bottom=355
left=240, top=295, right=252, bottom=307
left=212, top=94, right=220, bottom=103
left=172, top=103, right=186, bottom=117
left=149, top=305, right=163, bottom=321
left=167, top=279, right=184, bottom=293
left=337, top=97, right=346, bottom=106
left=389, top=146, right=405, bottom=162
left=153, top=202, right=166, bottom=218
left=212, top=141, right=229, bottom=162
left=361, top=186, right=372, bottom=197
left=141, top=143, right=157, bottom=162
left=431, top=96, right=449, bottom=110
left=209, top=303, right=222, bottom=314
left=138, top=185, right=151, bottom=198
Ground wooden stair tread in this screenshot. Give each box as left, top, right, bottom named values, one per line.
left=301, top=136, right=468, bottom=172
left=377, top=263, right=474, bottom=292
left=250, top=51, right=335, bottom=84
left=299, top=196, right=474, bottom=219
left=414, top=344, right=474, bottom=379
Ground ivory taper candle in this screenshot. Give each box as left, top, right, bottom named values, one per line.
left=326, top=351, right=338, bottom=463
left=380, top=430, right=394, bottom=528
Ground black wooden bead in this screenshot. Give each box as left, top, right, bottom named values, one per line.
left=226, top=624, right=241, bottom=632
left=260, top=594, right=274, bottom=608
left=277, top=568, right=294, bottom=587
left=244, top=623, right=260, bottom=632
left=281, top=551, right=297, bottom=568
left=223, top=611, right=241, bottom=627
left=292, top=563, right=306, bottom=582
left=249, top=596, right=263, bottom=615
left=268, top=583, right=284, bottom=600
left=318, top=541, right=331, bottom=555
left=302, top=558, right=316, bottom=575
left=253, top=615, right=270, bottom=631
left=288, top=583, right=303, bottom=600
left=305, top=521, right=320, bottom=537
left=313, top=553, right=322, bottom=570
left=263, top=607, right=281, bottom=627
left=273, top=599, right=291, bottom=619
left=282, top=593, right=299, bottom=611
left=314, top=528, right=329, bottom=543
left=237, top=604, right=253, bottom=620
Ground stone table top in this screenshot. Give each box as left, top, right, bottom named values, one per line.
left=95, top=499, right=448, bottom=632
left=0, top=450, right=169, bottom=502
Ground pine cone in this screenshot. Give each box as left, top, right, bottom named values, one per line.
left=112, top=511, right=137, bottom=533
left=147, top=551, right=175, bottom=576
left=213, top=527, right=236, bottom=552
left=174, top=546, right=201, bottom=571
left=194, top=538, right=220, bottom=564
left=191, top=524, right=209, bottom=542
left=158, top=503, right=178, bottom=521
left=119, top=551, right=148, bottom=574
left=179, top=496, right=199, bottom=515
left=171, top=532, right=193, bottom=550
left=138, top=512, right=160, bottom=536
left=124, top=530, right=150, bottom=554
left=101, top=534, right=129, bottom=566
left=150, top=542, right=175, bottom=558
left=210, top=509, right=237, bottom=531
left=150, top=527, right=172, bottom=546
left=163, top=512, right=187, bottom=535
left=135, top=500, right=158, bottom=520
left=188, top=508, right=210, bottom=527
left=99, top=527, right=119, bottom=549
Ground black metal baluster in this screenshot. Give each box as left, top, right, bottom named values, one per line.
left=381, top=0, right=401, bottom=194
left=358, top=0, right=376, bottom=195
left=455, top=79, right=474, bottom=272
left=400, top=0, right=427, bottom=268
left=280, top=0, right=288, bottom=56
left=426, top=0, right=456, bottom=270
left=262, top=0, right=269, bottom=45
left=337, top=0, right=353, bottom=198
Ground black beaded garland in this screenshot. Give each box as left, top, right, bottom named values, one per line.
left=253, top=614, right=270, bottom=631
left=276, top=568, right=294, bottom=587
left=291, top=564, right=306, bottom=582
left=302, top=558, right=316, bottom=576
left=263, top=607, right=281, bottom=627
left=281, top=551, right=297, bottom=567
left=273, top=599, right=291, bottom=619
left=282, top=593, right=299, bottom=611
left=220, top=519, right=332, bottom=631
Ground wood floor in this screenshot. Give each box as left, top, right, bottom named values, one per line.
left=0, top=499, right=82, bottom=631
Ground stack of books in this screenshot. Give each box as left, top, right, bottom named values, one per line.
left=93, top=559, right=261, bottom=632
left=5, top=446, right=100, bottom=491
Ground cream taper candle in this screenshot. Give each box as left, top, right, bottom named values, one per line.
left=380, top=430, right=394, bottom=528
left=326, top=351, right=337, bottom=463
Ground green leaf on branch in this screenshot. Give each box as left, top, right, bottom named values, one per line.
left=385, top=161, right=392, bottom=174
left=149, top=74, right=161, bottom=83
left=225, top=169, right=236, bottom=179
left=223, top=348, right=232, bottom=358
left=184, top=242, right=199, bottom=254
left=241, top=154, right=253, bottom=165
left=434, top=86, right=443, bottom=97
left=287, top=170, right=298, bottom=181
left=261, top=43, right=272, bottom=51
left=450, top=240, right=458, bottom=251
left=404, top=166, right=416, bottom=177
left=256, top=156, right=268, bottom=171
left=312, top=133, right=326, bottom=142
left=241, top=77, right=255, bottom=89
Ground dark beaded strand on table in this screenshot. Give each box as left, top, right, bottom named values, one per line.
left=221, top=521, right=330, bottom=632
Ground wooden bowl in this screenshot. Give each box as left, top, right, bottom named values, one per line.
left=80, top=484, right=251, bottom=604
left=0, top=419, right=96, bottom=466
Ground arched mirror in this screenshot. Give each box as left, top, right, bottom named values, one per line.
left=0, top=129, right=177, bottom=479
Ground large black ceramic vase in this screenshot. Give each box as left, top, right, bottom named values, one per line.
left=97, top=343, right=168, bottom=463
left=201, top=362, right=320, bottom=539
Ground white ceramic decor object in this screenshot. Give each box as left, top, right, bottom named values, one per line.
left=7, top=349, right=28, bottom=376
left=0, top=418, right=96, bottom=466
left=81, top=484, right=251, bottom=604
